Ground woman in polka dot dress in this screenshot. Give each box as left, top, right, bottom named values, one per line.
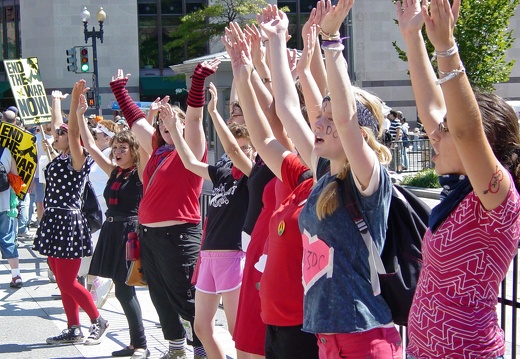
left=34, top=80, right=109, bottom=346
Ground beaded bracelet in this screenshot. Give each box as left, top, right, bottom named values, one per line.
left=431, top=43, right=458, bottom=62
left=435, top=63, right=466, bottom=85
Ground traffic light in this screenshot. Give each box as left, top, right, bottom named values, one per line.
left=80, top=47, right=90, bottom=72
left=66, top=47, right=77, bottom=72
left=86, top=90, right=96, bottom=108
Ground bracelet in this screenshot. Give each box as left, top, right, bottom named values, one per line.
left=319, top=28, right=340, bottom=41
left=261, top=77, right=272, bottom=84
left=321, top=43, right=345, bottom=52
left=435, top=63, right=465, bottom=85
left=322, top=39, right=342, bottom=46
left=431, top=43, right=458, bottom=62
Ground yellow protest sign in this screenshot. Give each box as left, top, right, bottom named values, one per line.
left=3, top=57, right=51, bottom=126
left=0, top=122, right=36, bottom=200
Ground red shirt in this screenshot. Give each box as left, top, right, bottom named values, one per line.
left=139, top=146, right=207, bottom=225
left=260, top=154, right=312, bottom=326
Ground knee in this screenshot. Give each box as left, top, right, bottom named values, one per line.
left=194, top=317, right=213, bottom=340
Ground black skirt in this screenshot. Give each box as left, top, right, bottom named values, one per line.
left=89, top=216, right=138, bottom=282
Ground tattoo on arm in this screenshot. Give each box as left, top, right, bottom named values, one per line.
left=483, top=166, right=503, bottom=194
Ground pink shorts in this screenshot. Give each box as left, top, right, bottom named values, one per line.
left=195, top=250, right=245, bottom=294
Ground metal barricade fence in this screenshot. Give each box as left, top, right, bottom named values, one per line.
left=388, top=138, right=433, bottom=173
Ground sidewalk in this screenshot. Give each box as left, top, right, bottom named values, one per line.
left=0, top=228, right=237, bottom=359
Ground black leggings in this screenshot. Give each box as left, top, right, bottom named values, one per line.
left=113, top=277, right=147, bottom=349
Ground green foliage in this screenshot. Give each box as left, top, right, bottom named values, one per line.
left=401, top=169, right=441, bottom=188
left=165, top=0, right=269, bottom=56
left=393, top=0, right=519, bottom=91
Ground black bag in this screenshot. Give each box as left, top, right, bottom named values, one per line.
left=82, top=180, right=103, bottom=233
left=0, top=147, right=9, bottom=192
left=341, top=181, right=430, bottom=326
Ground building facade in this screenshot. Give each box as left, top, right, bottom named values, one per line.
left=0, top=0, right=519, bottom=126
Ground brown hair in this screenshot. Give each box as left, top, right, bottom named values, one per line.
left=109, top=130, right=140, bottom=166
left=475, top=91, right=520, bottom=192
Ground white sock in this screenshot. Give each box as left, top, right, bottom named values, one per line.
left=11, top=268, right=20, bottom=277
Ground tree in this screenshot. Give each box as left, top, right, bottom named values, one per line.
left=393, top=0, right=519, bottom=92
left=165, top=0, right=269, bottom=57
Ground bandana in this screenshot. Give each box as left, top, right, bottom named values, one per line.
left=429, top=174, right=473, bottom=232
left=356, top=100, right=379, bottom=136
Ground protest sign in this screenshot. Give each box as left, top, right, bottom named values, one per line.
left=4, top=57, right=51, bottom=126
left=0, top=122, right=36, bottom=200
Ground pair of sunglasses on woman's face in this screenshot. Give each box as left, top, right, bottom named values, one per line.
left=55, top=128, right=68, bottom=136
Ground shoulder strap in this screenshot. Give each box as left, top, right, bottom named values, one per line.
left=339, top=176, right=386, bottom=296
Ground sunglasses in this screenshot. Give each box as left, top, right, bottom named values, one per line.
left=55, top=128, right=68, bottom=136
left=438, top=121, right=449, bottom=133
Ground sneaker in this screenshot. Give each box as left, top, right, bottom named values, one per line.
left=48, top=269, right=57, bottom=283
left=9, top=275, right=22, bottom=288
left=90, top=277, right=113, bottom=309
left=46, top=326, right=84, bottom=344
left=159, top=348, right=187, bottom=359
left=131, top=348, right=151, bottom=359
left=84, top=316, right=109, bottom=345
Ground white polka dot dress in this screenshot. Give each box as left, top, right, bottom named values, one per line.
left=33, top=153, right=94, bottom=259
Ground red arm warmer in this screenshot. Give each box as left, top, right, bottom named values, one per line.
left=186, top=63, right=216, bottom=108
left=109, top=78, right=146, bottom=129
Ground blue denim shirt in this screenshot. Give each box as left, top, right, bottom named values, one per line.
left=298, top=165, right=393, bottom=333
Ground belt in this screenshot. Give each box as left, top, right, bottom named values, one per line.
left=106, top=215, right=138, bottom=223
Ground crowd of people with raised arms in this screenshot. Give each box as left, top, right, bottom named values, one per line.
left=16, top=0, right=520, bottom=358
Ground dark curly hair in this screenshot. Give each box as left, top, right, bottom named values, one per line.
left=109, top=130, right=140, bottom=166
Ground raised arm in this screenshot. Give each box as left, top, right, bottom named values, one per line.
left=50, top=90, right=68, bottom=130
left=161, top=103, right=210, bottom=181
left=184, top=59, right=220, bottom=161
left=109, top=70, right=154, bottom=155
left=295, top=20, right=323, bottom=131
left=68, top=80, right=88, bottom=171
left=396, top=0, right=455, bottom=135
left=423, top=0, right=509, bottom=210
left=223, top=34, right=290, bottom=180
left=76, top=94, right=115, bottom=175
left=320, top=0, right=377, bottom=188
left=208, top=82, right=253, bottom=176
left=146, top=96, right=169, bottom=125
left=260, top=5, right=315, bottom=169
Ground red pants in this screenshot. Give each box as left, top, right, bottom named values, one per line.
left=48, top=257, right=99, bottom=327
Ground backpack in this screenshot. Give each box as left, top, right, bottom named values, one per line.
left=341, top=181, right=430, bottom=326
left=82, top=180, right=103, bottom=233
left=0, top=147, right=10, bottom=192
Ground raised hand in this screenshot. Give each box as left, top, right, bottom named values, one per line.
left=208, top=82, right=218, bottom=114
left=244, top=23, right=266, bottom=68
left=319, top=0, right=354, bottom=37
left=200, top=58, right=221, bottom=74
left=77, top=94, right=88, bottom=116
left=396, top=0, right=424, bottom=36
left=51, top=90, right=69, bottom=100
left=296, top=24, right=317, bottom=74
left=422, top=0, right=459, bottom=51
left=259, top=4, right=288, bottom=39
left=71, top=79, right=88, bottom=102
left=111, top=69, right=131, bottom=83
left=222, top=33, right=253, bottom=84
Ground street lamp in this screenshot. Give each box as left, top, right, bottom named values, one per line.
left=81, top=7, right=106, bottom=115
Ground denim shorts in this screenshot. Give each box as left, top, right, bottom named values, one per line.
left=0, top=211, right=17, bottom=259
left=195, top=250, right=245, bottom=294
